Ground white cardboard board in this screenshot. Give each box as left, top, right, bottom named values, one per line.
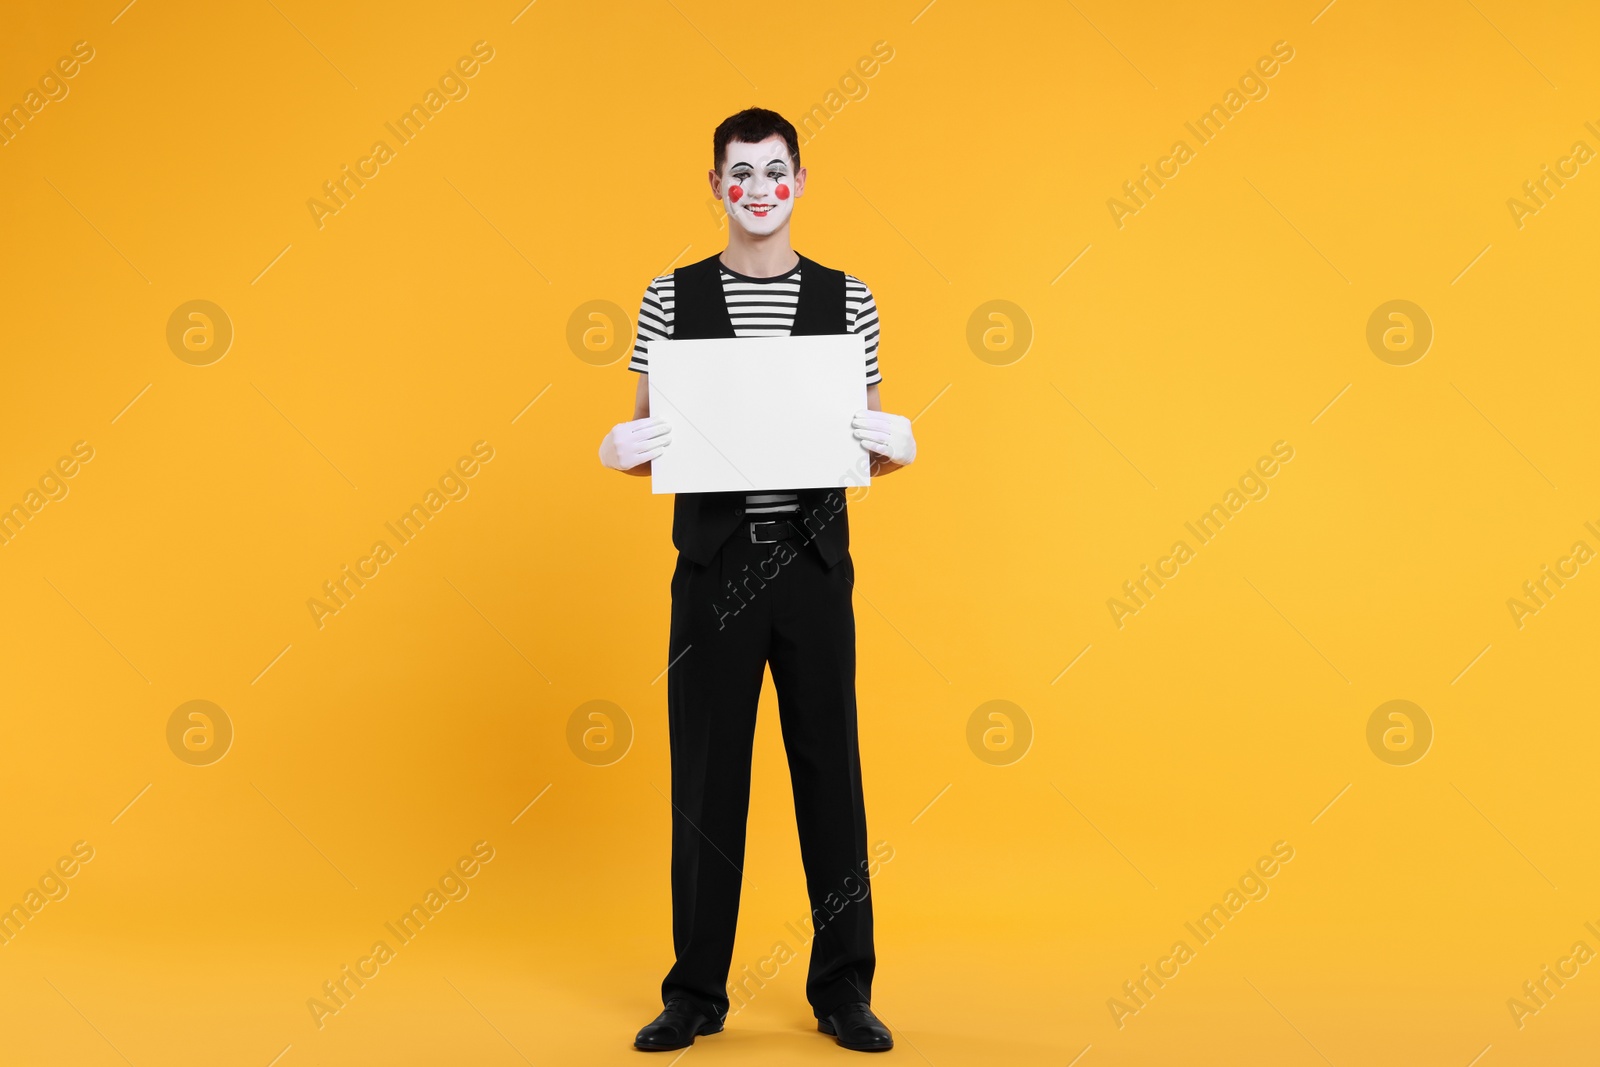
left=647, top=334, right=871, bottom=494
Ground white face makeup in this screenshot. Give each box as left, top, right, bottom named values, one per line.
left=719, top=136, right=800, bottom=237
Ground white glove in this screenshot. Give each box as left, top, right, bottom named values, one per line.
left=599, top=417, right=671, bottom=470
left=851, top=410, right=916, bottom=465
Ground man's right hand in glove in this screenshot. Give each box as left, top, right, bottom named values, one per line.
left=599, top=416, right=671, bottom=474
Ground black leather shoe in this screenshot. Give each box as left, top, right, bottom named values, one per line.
left=818, top=1002, right=893, bottom=1052
left=634, top=998, right=724, bottom=1051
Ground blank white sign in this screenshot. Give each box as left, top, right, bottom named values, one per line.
left=647, top=334, right=871, bottom=494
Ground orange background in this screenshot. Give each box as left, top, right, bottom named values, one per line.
left=3, top=1, right=1599, bottom=1064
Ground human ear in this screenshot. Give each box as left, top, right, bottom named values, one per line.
left=793, top=165, right=807, bottom=198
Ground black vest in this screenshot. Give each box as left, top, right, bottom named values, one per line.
left=668, top=251, right=852, bottom=568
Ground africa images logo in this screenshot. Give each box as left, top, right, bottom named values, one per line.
left=306, top=42, right=496, bottom=230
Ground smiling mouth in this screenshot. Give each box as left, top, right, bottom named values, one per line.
left=744, top=203, right=775, bottom=216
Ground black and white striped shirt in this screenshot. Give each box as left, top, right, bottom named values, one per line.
left=629, top=260, right=881, bottom=514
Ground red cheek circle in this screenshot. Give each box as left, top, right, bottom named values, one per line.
left=775, top=183, right=791, bottom=200
left=728, top=185, right=743, bottom=203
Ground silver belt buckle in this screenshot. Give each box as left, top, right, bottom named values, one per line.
left=749, top=519, right=786, bottom=543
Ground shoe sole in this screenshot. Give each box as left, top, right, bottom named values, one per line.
left=634, top=1019, right=724, bottom=1052
left=817, top=1019, right=894, bottom=1052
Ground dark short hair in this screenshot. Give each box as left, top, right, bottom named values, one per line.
left=712, top=108, right=801, bottom=173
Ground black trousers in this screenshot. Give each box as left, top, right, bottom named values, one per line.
left=661, top=526, right=876, bottom=1020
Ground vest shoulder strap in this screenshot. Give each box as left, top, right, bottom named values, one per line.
left=672, top=253, right=733, bottom=339
left=791, top=253, right=848, bottom=335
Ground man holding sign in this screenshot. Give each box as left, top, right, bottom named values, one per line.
left=598, top=108, right=916, bottom=1052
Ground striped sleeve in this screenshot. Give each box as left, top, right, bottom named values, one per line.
left=846, top=275, right=883, bottom=385
left=628, top=274, right=675, bottom=373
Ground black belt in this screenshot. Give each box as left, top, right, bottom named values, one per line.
left=747, top=517, right=804, bottom=543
